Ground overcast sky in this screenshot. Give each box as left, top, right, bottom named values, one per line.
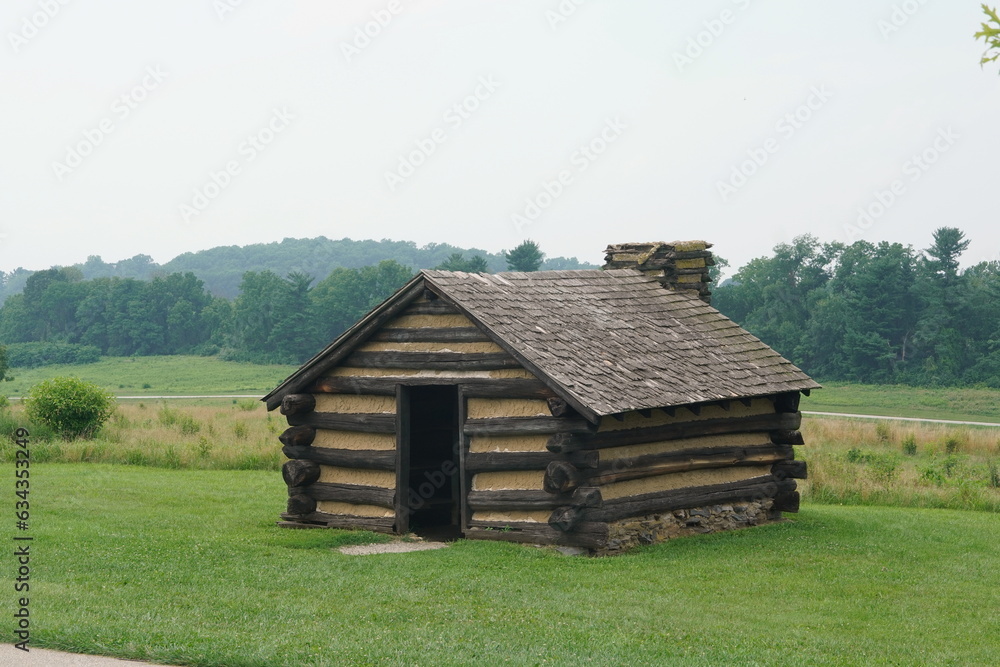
left=2, top=1, right=998, bottom=278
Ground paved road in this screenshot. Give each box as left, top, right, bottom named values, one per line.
left=1, top=645, right=166, bottom=666
left=116, top=395, right=262, bottom=400
left=803, top=410, right=1000, bottom=427
left=9, top=395, right=262, bottom=401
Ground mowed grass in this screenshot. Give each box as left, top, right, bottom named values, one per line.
left=4, top=355, right=298, bottom=397
left=803, top=382, right=1000, bottom=423
left=22, top=464, right=1000, bottom=666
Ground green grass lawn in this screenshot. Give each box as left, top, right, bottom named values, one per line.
left=802, top=382, right=1000, bottom=423
left=4, top=356, right=298, bottom=398
left=23, top=464, right=1000, bottom=666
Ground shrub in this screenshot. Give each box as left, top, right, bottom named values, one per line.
left=177, top=415, right=201, bottom=435
left=158, top=406, right=179, bottom=426
left=5, top=342, right=101, bottom=368
left=919, top=464, right=946, bottom=486
left=902, top=434, right=917, bottom=456
left=24, top=377, right=115, bottom=439
left=869, top=457, right=900, bottom=483
left=942, top=454, right=962, bottom=477
left=844, top=447, right=900, bottom=483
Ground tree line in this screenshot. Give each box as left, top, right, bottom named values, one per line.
left=0, top=241, right=550, bottom=366
left=0, top=236, right=590, bottom=304
left=4, top=230, right=997, bottom=388
left=713, top=227, right=1000, bottom=387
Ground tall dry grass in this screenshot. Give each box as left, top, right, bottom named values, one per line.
left=1, top=400, right=285, bottom=470
left=4, top=402, right=999, bottom=512
left=800, top=417, right=1000, bottom=512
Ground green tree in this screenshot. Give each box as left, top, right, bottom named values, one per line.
left=0, top=295, right=30, bottom=343
left=976, top=4, right=1000, bottom=71
left=802, top=242, right=917, bottom=382
left=435, top=253, right=490, bottom=273
left=924, top=227, right=971, bottom=286
left=906, top=228, right=972, bottom=383
left=25, top=377, right=115, bottom=438
left=20, top=267, right=86, bottom=342
left=310, top=261, right=414, bottom=347
left=504, top=240, right=544, bottom=272
left=269, top=272, right=318, bottom=363
left=713, top=235, right=840, bottom=360
left=226, top=271, right=288, bottom=362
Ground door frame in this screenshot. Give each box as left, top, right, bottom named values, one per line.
left=394, top=384, right=411, bottom=534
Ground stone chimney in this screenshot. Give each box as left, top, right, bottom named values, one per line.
left=603, top=241, right=715, bottom=304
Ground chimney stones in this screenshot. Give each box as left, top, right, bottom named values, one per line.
left=603, top=241, right=715, bottom=304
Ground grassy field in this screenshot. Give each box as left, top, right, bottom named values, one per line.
left=19, top=464, right=1000, bottom=666
left=1, top=399, right=998, bottom=512
left=799, top=417, right=1000, bottom=512
left=4, top=364, right=998, bottom=664
left=3, top=356, right=299, bottom=397
left=802, top=382, right=1000, bottom=423
left=0, top=401, right=284, bottom=470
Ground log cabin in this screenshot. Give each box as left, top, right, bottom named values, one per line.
left=263, top=241, right=820, bottom=553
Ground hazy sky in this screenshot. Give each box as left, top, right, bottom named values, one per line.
left=2, top=1, right=998, bottom=278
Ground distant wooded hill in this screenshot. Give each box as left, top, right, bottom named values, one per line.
left=0, top=237, right=597, bottom=303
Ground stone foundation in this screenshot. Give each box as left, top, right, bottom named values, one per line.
left=600, top=499, right=779, bottom=555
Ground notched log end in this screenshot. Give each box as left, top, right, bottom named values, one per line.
left=280, top=393, right=317, bottom=416
left=543, top=460, right=582, bottom=495
left=279, top=425, right=317, bottom=448
left=286, top=494, right=317, bottom=515
left=548, top=506, right=583, bottom=532
left=282, top=459, right=321, bottom=487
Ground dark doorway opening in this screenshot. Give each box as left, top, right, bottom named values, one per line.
left=399, top=385, right=462, bottom=540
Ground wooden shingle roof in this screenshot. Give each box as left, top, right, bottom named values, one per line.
left=421, top=269, right=819, bottom=417
left=263, top=268, right=820, bottom=418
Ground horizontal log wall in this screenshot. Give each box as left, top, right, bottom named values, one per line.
left=535, top=395, right=808, bottom=541
left=283, top=445, right=395, bottom=470
left=464, top=522, right=608, bottom=550
left=468, top=434, right=551, bottom=454
left=462, top=389, right=600, bottom=528
left=583, top=476, right=796, bottom=523
left=307, top=299, right=537, bottom=384
left=289, top=482, right=395, bottom=509
left=282, top=295, right=560, bottom=532
left=599, top=398, right=773, bottom=433
left=280, top=511, right=395, bottom=532
left=599, top=465, right=775, bottom=502
left=467, top=487, right=601, bottom=512
left=548, top=412, right=800, bottom=453
left=309, top=376, right=554, bottom=399
left=466, top=398, right=551, bottom=419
